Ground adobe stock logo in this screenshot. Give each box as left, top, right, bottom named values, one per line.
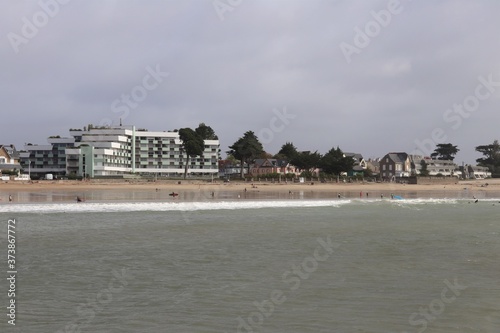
left=7, top=0, right=72, bottom=54
left=99, top=64, right=169, bottom=127
left=213, top=0, right=243, bottom=21
left=402, top=278, right=467, bottom=333
left=258, top=107, right=296, bottom=145
left=412, top=73, right=500, bottom=157
left=235, top=235, right=339, bottom=333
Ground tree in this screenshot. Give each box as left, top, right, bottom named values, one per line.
left=319, top=147, right=354, bottom=175
left=262, top=152, right=274, bottom=159
left=195, top=123, right=220, bottom=160
left=195, top=123, right=218, bottom=140
left=363, top=167, right=373, bottom=178
left=227, top=131, right=264, bottom=178
left=226, top=154, right=238, bottom=165
left=274, top=142, right=298, bottom=160
left=419, top=159, right=430, bottom=176
left=431, top=143, right=459, bottom=161
left=178, top=128, right=205, bottom=179
left=476, top=139, right=500, bottom=175
left=290, top=151, right=321, bottom=172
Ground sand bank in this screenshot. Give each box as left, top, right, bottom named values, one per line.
left=1, top=179, right=499, bottom=203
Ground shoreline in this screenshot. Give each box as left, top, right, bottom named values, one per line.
left=1, top=179, right=499, bottom=203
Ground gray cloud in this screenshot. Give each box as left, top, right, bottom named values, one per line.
left=1, top=0, right=499, bottom=163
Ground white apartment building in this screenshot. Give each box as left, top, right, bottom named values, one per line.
left=66, top=126, right=219, bottom=177
left=410, top=156, right=458, bottom=177
left=464, top=165, right=492, bottom=179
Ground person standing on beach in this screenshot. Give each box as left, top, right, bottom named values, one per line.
left=9, top=195, right=13, bottom=202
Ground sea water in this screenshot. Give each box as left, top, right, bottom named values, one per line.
left=1, top=199, right=499, bottom=332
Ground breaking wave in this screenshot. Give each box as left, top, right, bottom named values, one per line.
left=0, top=197, right=491, bottom=214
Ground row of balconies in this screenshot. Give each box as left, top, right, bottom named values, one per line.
left=136, top=138, right=176, bottom=143
left=32, top=159, right=59, bottom=163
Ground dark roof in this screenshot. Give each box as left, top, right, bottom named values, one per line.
left=254, top=158, right=289, bottom=167
left=0, top=145, right=20, bottom=159
left=385, top=152, right=408, bottom=163
left=344, top=152, right=363, bottom=161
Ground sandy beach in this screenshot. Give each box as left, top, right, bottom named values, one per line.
left=1, top=178, right=499, bottom=203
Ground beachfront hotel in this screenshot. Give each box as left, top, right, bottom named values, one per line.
left=20, top=126, right=220, bottom=179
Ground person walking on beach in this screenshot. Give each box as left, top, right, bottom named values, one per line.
left=9, top=195, right=13, bottom=202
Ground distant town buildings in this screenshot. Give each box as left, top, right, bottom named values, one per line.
left=461, top=164, right=492, bottom=179
left=365, top=158, right=380, bottom=177
left=0, top=127, right=495, bottom=181
left=0, top=145, right=21, bottom=170
left=14, top=125, right=219, bottom=179
left=65, top=126, right=219, bottom=178
left=377, top=152, right=487, bottom=181
left=380, top=152, right=412, bottom=180
left=250, top=158, right=299, bottom=176
left=344, top=152, right=367, bottom=176
left=19, top=137, right=75, bottom=179
left=411, top=156, right=458, bottom=177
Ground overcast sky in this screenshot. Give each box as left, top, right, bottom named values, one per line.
left=1, top=0, right=499, bottom=163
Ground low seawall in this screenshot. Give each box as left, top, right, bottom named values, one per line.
left=406, top=176, right=458, bottom=185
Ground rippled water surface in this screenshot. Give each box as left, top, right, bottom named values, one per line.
left=1, top=199, right=500, bottom=332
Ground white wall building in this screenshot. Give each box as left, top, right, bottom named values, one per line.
left=466, top=165, right=492, bottom=179
left=410, top=156, right=458, bottom=177
left=67, top=126, right=219, bottom=177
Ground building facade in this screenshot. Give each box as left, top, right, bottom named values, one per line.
left=366, top=158, right=380, bottom=177
left=0, top=145, right=21, bottom=171
left=410, top=156, right=458, bottom=177
left=67, top=126, right=219, bottom=177
left=380, top=152, right=411, bottom=180
left=19, top=137, right=75, bottom=179
left=250, top=159, right=297, bottom=176
left=464, top=165, right=492, bottom=179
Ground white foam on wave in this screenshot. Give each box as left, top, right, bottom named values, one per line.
left=0, top=199, right=352, bottom=214
left=0, top=197, right=494, bottom=214
left=392, top=198, right=460, bottom=205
